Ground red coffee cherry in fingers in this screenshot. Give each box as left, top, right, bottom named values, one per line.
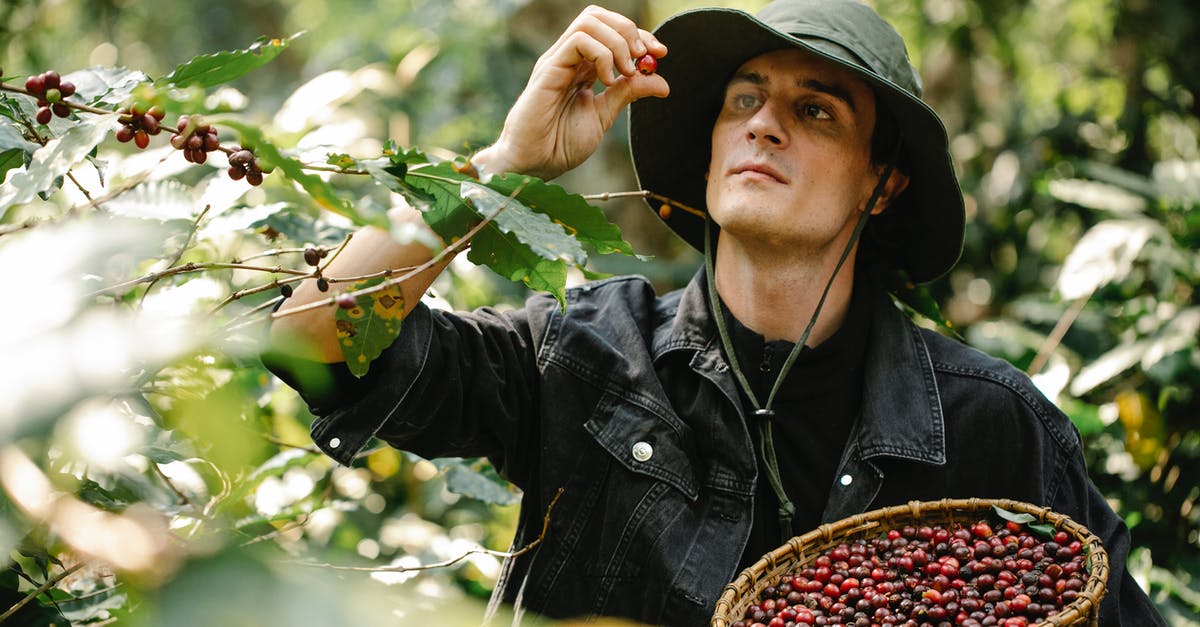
left=635, top=53, right=658, bottom=75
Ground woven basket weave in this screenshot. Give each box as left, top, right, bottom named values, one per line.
left=711, top=498, right=1109, bottom=627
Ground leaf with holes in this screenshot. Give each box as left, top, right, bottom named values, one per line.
left=334, top=276, right=406, bottom=377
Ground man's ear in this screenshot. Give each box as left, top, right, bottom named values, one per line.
left=868, top=168, right=910, bottom=215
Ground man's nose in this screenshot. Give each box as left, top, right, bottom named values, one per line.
left=745, top=104, right=787, bottom=148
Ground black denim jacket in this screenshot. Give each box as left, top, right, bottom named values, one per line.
left=286, top=269, right=1163, bottom=626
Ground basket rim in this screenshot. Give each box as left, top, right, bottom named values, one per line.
left=711, top=497, right=1109, bottom=627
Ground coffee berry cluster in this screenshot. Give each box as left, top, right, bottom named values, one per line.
left=733, top=520, right=1088, bottom=627
left=227, top=147, right=273, bottom=186
left=116, top=105, right=167, bottom=149
left=24, top=70, right=77, bottom=125
left=169, top=116, right=220, bottom=164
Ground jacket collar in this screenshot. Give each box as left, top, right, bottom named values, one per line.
left=654, top=267, right=947, bottom=466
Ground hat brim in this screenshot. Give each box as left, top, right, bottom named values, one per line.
left=629, top=8, right=964, bottom=283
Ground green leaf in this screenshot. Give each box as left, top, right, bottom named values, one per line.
left=63, top=66, right=151, bottom=107
left=0, top=119, right=39, bottom=153
left=162, top=33, right=303, bottom=88
left=444, top=463, right=520, bottom=505
left=487, top=173, right=635, bottom=256
left=1028, top=523, right=1056, bottom=538
left=334, top=276, right=406, bottom=377
left=462, top=180, right=585, bottom=265
left=0, top=113, right=118, bottom=217
left=77, top=479, right=133, bottom=512
left=218, top=120, right=375, bottom=225
left=468, top=226, right=568, bottom=304
left=992, top=505, right=1037, bottom=524
left=0, top=149, right=23, bottom=183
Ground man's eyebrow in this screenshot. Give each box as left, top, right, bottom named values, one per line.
left=726, top=70, right=857, bottom=113
left=799, top=78, right=857, bottom=113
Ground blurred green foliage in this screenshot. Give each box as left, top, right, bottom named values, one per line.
left=0, top=0, right=1197, bottom=625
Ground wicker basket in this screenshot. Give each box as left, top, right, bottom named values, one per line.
left=711, top=498, right=1109, bottom=627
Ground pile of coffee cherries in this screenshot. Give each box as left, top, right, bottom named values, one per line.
left=732, top=519, right=1089, bottom=627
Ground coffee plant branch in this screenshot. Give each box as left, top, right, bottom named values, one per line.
left=0, top=83, right=112, bottom=116
left=583, top=190, right=705, bottom=219
left=0, top=563, right=85, bottom=624
left=139, top=205, right=212, bottom=307
left=292, top=488, right=563, bottom=574
left=270, top=180, right=529, bottom=320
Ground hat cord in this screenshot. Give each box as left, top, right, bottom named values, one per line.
left=703, top=147, right=900, bottom=543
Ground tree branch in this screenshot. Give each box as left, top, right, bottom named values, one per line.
left=0, top=563, right=84, bottom=624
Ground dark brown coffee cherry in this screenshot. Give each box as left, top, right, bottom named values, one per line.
left=279, top=284, right=294, bottom=298
left=316, top=277, right=329, bottom=292
left=303, top=247, right=321, bottom=267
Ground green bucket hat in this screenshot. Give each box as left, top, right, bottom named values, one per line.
left=629, top=0, right=965, bottom=283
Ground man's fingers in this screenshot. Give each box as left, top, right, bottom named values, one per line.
left=564, top=33, right=620, bottom=86
left=596, top=72, right=670, bottom=128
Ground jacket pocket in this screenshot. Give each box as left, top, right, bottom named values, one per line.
left=583, top=392, right=701, bottom=501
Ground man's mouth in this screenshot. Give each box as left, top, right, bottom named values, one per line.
left=730, top=162, right=788, bottom=183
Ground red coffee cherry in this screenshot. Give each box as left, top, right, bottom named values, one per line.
left=635, top=53, right=658, bottom=75
left=336, top=292, right=357, bottom=310
left=35, top=107, right=53, bottom=125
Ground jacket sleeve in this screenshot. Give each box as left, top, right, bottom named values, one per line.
left=263, top=296, right=553, bottom=487
left=1050, top=439, right=1166, bottom=626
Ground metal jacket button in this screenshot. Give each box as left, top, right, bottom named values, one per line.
left=839, top=474, right=853, bottom=486
left=631, top=441, right=653, bottom=462
left=329, top=437, right=341, bottom=449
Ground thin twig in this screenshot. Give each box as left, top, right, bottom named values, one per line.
left=1027, top=292, right=1092, bottom=376
left=290, top=487, right=563, bottom=574
left=0, top=84, right=113, bottom=115
left=151, top=462, right=200, bottom=513
left=140, top=205, right=211, bottom=308
left=271, top=180, right=529, bottom=320
left=91, top=262, right=310, bottom=297
left=583, top=189, right=705, bottom=219
left=0, top=563, right=84, bottom=624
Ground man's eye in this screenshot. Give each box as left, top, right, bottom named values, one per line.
left=802, top=103, right=832, bottom=120
left=732, top=94, right=760, bottom=110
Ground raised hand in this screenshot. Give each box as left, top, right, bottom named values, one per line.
left=472, top=5, right=668, bottom=181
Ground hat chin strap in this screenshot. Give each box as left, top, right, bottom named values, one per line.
left=703, top=144, right=900, bottom=542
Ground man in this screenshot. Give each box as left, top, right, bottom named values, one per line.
left=267, top=1, right=1165, bottom=625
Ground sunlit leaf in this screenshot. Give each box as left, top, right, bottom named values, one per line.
left=103, top=180, right=197, bottom=221
left=63, top=66, right=151, bottom=107
left=461, top=180, right=585, bottom=265
left=163, top=33, right=303, bottom=89
left=218, top=120, right=376, bottom=226
left=486, top=173, right=635, bottom=256
left=0, top=113, right=118, bottom=217
left=1056, top=218, right=1165, bottom=299
left=334, top=276, right=405, bottom=377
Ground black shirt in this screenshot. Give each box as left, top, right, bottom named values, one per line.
left=724, top=278, right=872, bottom=570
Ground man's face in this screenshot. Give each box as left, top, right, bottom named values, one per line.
left=705, top=47, right=886, bottom=252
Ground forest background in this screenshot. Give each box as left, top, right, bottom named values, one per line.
left=0, top=0, right=1197, bottom=624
